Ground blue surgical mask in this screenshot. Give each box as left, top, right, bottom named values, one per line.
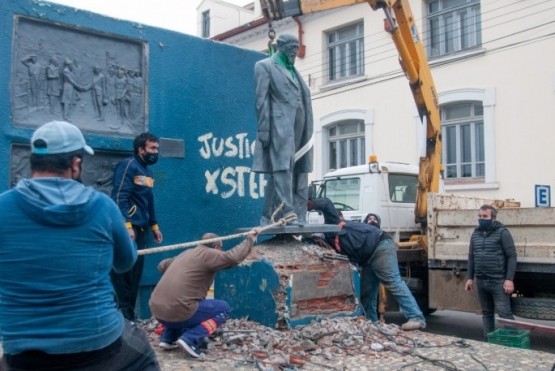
left=478, top=218, right=493, bottom=230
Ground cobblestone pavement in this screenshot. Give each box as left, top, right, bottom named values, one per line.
left=145, top=319, right=555, bottom=371
left=2, top=319, right=554, bottom=370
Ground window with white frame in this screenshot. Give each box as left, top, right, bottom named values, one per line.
left=442, top=101, right=484, bottom=179
left=327, top=22, right=364, bottom=82
left=427, top=0, right=481, bottom=58
left=202, top=10, right=210, bottom=38
left=328, top=120, right=365, bottom=170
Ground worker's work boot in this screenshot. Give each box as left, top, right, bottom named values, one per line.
left=401, top=319, right=426, bottom=331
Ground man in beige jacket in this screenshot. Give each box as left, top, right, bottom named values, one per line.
left=149, top=228, right=259, bottom=358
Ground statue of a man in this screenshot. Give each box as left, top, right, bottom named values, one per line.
left=252, top=34, right=313, bottom=225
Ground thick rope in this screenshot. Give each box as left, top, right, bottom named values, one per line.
left=270, top=202, right=284, bottom=223
left=138, top=212, right=297, bottom=256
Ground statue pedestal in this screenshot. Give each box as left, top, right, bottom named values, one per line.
left=216, top=234, right=362, bottom=329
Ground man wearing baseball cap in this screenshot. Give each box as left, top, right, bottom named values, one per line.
left=0, top=121, right=160, bottom=370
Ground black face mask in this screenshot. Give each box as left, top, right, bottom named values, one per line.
left=144, top=153, right=158, bottom=165
left=478, top=218, right=493, bottom=230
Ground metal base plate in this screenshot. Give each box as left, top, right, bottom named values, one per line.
left=236, top=224, right=341, bottom=235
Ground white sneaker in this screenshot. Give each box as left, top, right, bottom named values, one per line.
left=159, top=341, right=178, bottom=350
left=401, top=319, right=426, bottom=331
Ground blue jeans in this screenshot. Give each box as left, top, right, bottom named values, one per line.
left=158, top=299, right=230, bottom=346
left=360, top=239, right=425, bottom=324
left=476, top=277, right=514, bottom=339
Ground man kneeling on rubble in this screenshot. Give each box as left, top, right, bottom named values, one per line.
left=149, top=228, right=260, bottom=358
left=308, top=198, right=426, bottom=331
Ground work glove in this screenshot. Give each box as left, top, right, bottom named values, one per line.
left=258, top=130, right=270, bottom=148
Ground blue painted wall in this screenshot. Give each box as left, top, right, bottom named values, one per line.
left=1, top=0, right=265, bottom=318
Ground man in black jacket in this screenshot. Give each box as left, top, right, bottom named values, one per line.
left=111, top=132, right=163, bottom=321
left=309, top=198, right=426, bottom=330
left=465, top=205, right=517, bottom=339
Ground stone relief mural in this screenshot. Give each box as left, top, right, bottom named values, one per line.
left=10, top=144, right=129, bottom=196
left=12, top=16, right=148, bottom=136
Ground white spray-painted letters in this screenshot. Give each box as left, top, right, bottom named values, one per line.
left=198, top=132, right=266, bottom=199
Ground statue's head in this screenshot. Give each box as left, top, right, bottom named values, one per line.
left=276, top=33, right=299, bottom=66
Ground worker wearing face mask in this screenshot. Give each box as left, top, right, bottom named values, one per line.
left=464, top=204, right=517, bottom=340
left=363, top=213, right=381, bottom=227
left=111, top=132, right=164, bottom=322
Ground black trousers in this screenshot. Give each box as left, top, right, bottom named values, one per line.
left=111, top=226, right=146, bottom=321
left=3, top=321, right=159, bottom=371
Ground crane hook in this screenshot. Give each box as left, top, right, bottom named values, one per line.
left=267, top=22, right=276, bottom=56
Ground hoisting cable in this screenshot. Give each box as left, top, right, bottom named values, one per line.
left=267, top=20, right=276, bottom=56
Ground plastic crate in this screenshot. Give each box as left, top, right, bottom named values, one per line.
left=487, top=329, right=530, bottom=349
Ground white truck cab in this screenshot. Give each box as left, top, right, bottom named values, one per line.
left=309, top=160, right=421, bottom=242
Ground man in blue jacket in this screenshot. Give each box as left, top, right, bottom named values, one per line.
left=0, top=121, right=159, bottom=370
left=309, top=198, right=426, bottom=331
left=111, top=132, right=164, bottom=321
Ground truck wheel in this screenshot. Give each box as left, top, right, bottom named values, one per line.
left=511, top=297, right=555, bottom=320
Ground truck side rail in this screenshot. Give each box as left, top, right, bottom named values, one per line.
left=428, top=193, right=555, bottom=266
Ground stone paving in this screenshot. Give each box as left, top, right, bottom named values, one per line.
left=152, top=338, right=555, bottom=370
left=1, top=319, right=553, bottom=370
left=145, top=319, right=555, bottom=371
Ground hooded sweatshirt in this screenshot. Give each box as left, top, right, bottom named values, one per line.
left=0, top=178, right=136, bottom=355
left=363, top=213, right=381, bottom=228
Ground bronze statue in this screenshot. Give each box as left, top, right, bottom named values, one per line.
left=252, top=34, right=314, bottom=225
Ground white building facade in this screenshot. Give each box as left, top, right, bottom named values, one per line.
left=200, top=0, right=555, bottom=207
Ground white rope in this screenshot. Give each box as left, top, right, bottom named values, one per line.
left=137, top=214, right=296, bottom=256
left=294, top=135, right=313, bottom=163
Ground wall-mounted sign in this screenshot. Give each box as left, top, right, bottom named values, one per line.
left=535, top=185, right=551, bottom=207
